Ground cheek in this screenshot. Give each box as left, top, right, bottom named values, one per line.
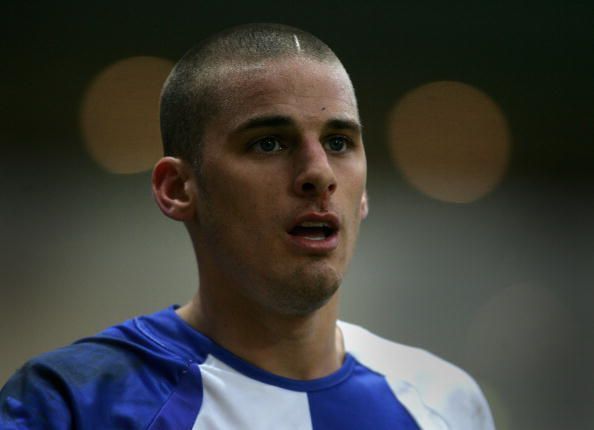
left=338, top=168, right=366, bottom=208
left=201, top=163, right=285, bottom=227
left=336, top=171, right=366, bottom=243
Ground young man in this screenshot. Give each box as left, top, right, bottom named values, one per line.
left=0, top=24, right=495, bottom=429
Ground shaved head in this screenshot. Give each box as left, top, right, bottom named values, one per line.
left=159, top=23, right=348, bottom=172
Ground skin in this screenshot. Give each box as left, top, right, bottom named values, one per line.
left=152, top=56, right=368, bottom=380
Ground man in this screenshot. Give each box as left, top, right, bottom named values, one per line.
left=1, top=23, right=495, bottom=429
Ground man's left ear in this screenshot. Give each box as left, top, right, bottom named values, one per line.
left=360, top=190, right=369, bottom=220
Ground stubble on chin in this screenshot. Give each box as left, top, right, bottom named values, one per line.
left=263, top=264, right=342, bottom=317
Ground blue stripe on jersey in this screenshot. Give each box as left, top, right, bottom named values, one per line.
left=146, top=362, right=203, bottom=430
left=308, top=362, right=420, bottom=429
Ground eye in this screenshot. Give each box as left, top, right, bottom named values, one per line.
left=251, top=136, right=285, bottom=153
left=324, top=135, right=350, bottom=153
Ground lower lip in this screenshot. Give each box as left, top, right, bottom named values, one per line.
left=286, top=232, right=339, bottom=254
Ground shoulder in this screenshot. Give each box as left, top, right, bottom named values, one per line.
left=20, top=311, right=189, bottom=389
left=338, top=320, right=495, bottom=430
left=1, top=310, right=190, bottom=429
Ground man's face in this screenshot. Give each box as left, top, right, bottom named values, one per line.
left=193, top=57, right=367, bottom=316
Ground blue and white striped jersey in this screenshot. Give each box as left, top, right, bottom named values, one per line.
left=0, top=306, right=494, bottom=429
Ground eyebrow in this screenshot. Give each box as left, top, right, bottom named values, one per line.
left=326, top=118, right=363, bottom=134
left=233, top=115, right=294, bottom=134
left=232, top=115, right=363, bottom=135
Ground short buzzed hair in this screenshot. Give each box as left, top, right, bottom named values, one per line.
left=159, top=23, right=342, bottom=170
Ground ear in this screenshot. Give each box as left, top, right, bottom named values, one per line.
left=360, top=189, right=369, bottom=220
left=151, top=157, right=197, bottom=221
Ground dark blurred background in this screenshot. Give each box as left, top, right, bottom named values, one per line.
left=1, top=1, right=593, bottom=428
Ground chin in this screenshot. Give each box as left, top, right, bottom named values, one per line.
left=266, top=265, right=342, bottom=317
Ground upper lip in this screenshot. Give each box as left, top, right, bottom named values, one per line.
left=288, top=212, right=340, bottom=233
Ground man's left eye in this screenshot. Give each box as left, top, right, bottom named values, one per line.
left=324, top=136, right=349, bottom=153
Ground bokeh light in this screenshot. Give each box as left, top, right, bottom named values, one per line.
left=387, top=81, right=510, bottom=203
left=80, top=56, right=173, bottom=174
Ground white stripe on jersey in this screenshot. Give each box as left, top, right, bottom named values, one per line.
left=193, top=355, right=312, bottom=430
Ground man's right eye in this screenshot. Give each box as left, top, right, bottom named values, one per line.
left=251, top=136, right=284, bottom=153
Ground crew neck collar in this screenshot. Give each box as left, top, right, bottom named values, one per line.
left=135, top=305, right=356, bottom=392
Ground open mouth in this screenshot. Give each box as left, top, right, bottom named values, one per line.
left=288, top=221, right=337, bottom=241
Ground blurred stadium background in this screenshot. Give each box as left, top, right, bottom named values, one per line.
left=1, top=1, right=593, bottom=428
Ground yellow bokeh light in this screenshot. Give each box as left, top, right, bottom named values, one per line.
left=80, top=56, right=174, bottom=174
left=388, top=81, right=511, bottom=203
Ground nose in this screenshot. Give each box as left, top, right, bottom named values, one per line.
left=293, top=140, right=337, bottom=203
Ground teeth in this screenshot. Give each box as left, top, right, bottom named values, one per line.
left=304, top=236, right=325, bottom=241
left=300, top=221, right=329, bottom=227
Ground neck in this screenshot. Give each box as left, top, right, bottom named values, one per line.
left=177, top=281, right=344, bottom=380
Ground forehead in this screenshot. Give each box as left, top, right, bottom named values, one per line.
left=206, top=57, right=359, bottom=133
